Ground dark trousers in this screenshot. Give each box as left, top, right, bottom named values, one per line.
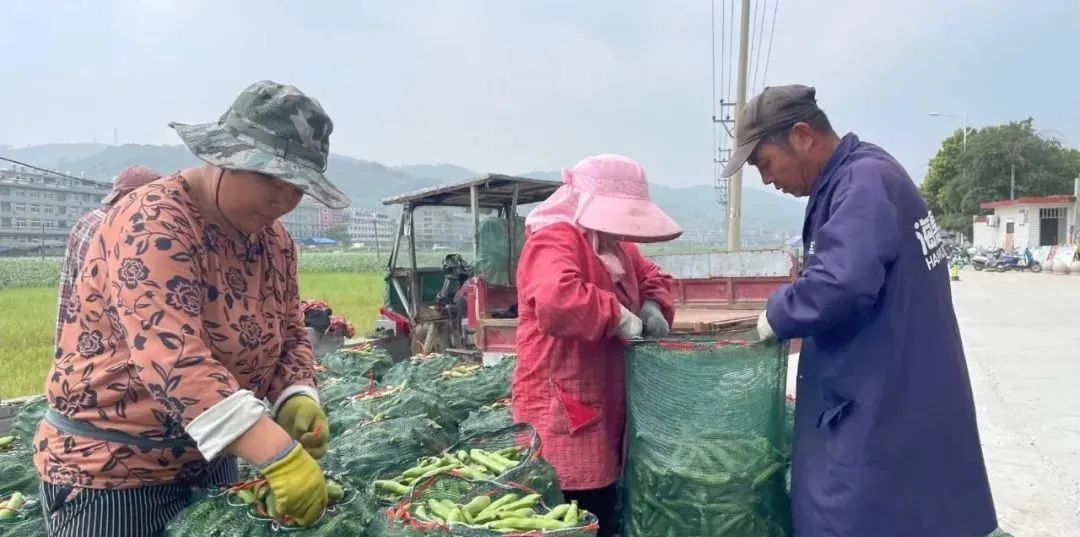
left=41, top=456, right=237, bottom=537
left=564, top=484, right=619, bottom=537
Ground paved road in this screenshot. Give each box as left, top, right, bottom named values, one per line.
left=954, top=270, right=1080, bottom=536
left=786, top=270, right=1080, bottom=536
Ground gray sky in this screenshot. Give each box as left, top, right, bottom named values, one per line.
left=2, top=0, right=1078, bottom=190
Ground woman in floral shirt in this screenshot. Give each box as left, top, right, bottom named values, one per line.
left=34, top=80, right=352, bottom=537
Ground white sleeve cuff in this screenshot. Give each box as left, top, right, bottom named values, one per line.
left=186, top=390, right=268, bottom=461
left=271, top=385, right=321, bottom=418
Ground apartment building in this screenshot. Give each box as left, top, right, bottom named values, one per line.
left=348, top=208, right=394, bottom=247
left=0, top=165, right=112, bottom=250
left=280, top=198, right=322, bottom=241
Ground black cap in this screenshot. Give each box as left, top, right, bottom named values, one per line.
left=720, top=84, right=822, bottom=178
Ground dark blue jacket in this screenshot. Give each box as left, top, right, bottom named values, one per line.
left=767, top=134, right=997, bottom=536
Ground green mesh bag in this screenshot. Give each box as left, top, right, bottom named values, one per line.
left=472, top=216, right=526, bottom=287
left=164, top=476, right=375, bottom=536
left=317, top=345, right=394, bottom=381
left=449, top=424, right=561, bottom=507
left=326, top=384, right=455, bottom=436
left=383, top=354, right=471, bottom=387
left=421, top=357, right=515, bottom=418
left=0, top=493, right=46, bottom=537
left=622, top=332, right=791, bottom=537
left=370, top=424, right=562, bottom=509
left=0, top=449, right=40, bottom=497
left=11, top=396, right=48, bottom=448
left=321, top=416, right=454, bottom=492
left=319, top=376, right=377, bottom=410
left=457, top=401, right=512, bottom=439
left=373, top=475, right=597, bottom=537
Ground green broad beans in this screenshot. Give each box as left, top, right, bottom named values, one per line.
left=623, top=434, right=791, bottom=537
left=373, top=447, right=524, bottom=502
left=406, top=492, right=591, bottom=534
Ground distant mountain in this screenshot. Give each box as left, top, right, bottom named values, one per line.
left=393, top=164, right=475, bottom=183
left=0, top=143, right=109, bottom=171
left=2, top=143, right=804, bottom=234
left=516, top=170, right=804, bottom=233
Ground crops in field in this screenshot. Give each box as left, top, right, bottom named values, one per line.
left=0, top=251, right=464, bottom=290
left=0, top=257, right=62, bottom=289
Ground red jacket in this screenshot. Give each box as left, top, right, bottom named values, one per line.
left=512, top=223, right=675, bottom=490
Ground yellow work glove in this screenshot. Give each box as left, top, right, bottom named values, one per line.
left=276, top=395, right=330, bottom=459
left=259, top=441, right=328, bottom=527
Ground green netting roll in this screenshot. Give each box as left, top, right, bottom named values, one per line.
left=321, top=416, right=454, bottom=492
left=472, top=216, right=525, bottom=287
left=622, top=331, right=791, bottom=537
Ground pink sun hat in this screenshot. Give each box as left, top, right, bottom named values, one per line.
left=526, top=154, right=683, bottom=243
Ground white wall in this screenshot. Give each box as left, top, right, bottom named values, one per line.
left=973, top=203, right=1078, bottom=250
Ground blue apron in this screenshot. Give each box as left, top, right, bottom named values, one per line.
left=767, top=134, right=997, bottom=536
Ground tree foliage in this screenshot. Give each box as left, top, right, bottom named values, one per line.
left=323, top=224, right=351, bottom=244
left=921, top=119, right=1080, bottom=235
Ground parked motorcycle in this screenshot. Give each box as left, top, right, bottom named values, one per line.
left=973, top=247, right=1042, bottom=273
left=971, top=249, right=995, bottom=271
left=993, top=247, right=1043, bottom=273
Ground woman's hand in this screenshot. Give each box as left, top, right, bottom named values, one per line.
left=276, top=395, right=330, bottom=459
left=640, top=300, right=670, bottom=338
left=228, top=416, right=328, bottom=527
left=258, top=442, right=329, bottom=527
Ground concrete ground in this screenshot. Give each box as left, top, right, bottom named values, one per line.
left=787, top=270, right=1080, bottom=536
left=955, top=270, right=1080, bottom=536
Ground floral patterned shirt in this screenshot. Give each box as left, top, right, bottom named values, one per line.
left=35, top=175, right=317, bottom=489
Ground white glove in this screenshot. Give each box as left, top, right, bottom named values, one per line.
left=615, top=305, right=644, bottom=340
left=640, top=300, right=670, bottom=338
left=757, top=310, right=776, bottom=341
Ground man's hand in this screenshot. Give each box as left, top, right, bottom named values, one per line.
left=640, top=300, right=670, bottom=338
left=275, top=395, right=329, bottom=460
left=757, top=310, right=776, bottom=342
left=616, top=305, right=644, bottom=339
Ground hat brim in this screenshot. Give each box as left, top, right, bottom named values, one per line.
left=576, top=196, right=683, bottom=243
left=720, top=138, right=761, bottom=178
left=101, top=190, right=123, bottom=205
left=171, top=122, right=351, bottom=210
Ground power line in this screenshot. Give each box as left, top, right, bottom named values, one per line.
left=752, top=0, right=770, bottom=94
left=711, top=0, right=718, bottom=170
left=761, top=0, right=780, bottom=88
left=0, top=156, right=110, bottom=187
left=727, top=0, right=735, bottom=100
left=748, top=0, right=761, bottom=93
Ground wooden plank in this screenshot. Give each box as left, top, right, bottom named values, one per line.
left=672, top=308, right=758, bottom=332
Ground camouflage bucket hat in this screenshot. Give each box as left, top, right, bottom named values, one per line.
left=169, top=80, right=350, bottom=209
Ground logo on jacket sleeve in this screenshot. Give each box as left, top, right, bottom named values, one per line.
left=914, top=212, right=947, bottom=270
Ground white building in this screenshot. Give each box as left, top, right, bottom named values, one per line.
left=347, top=208, right=394, bottom=247
left=0, top=165, right=112, bottom=250
left=972, top=194, right=1080, bottom=250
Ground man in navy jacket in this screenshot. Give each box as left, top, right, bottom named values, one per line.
left=721, top=85, right=997, bottom=536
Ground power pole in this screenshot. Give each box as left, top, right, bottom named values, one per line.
left=373, top=213, right=381, bottom=263
left=1010, top=164, right=1016, bottom=200
left=726, top=0, right=751, bottom=251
